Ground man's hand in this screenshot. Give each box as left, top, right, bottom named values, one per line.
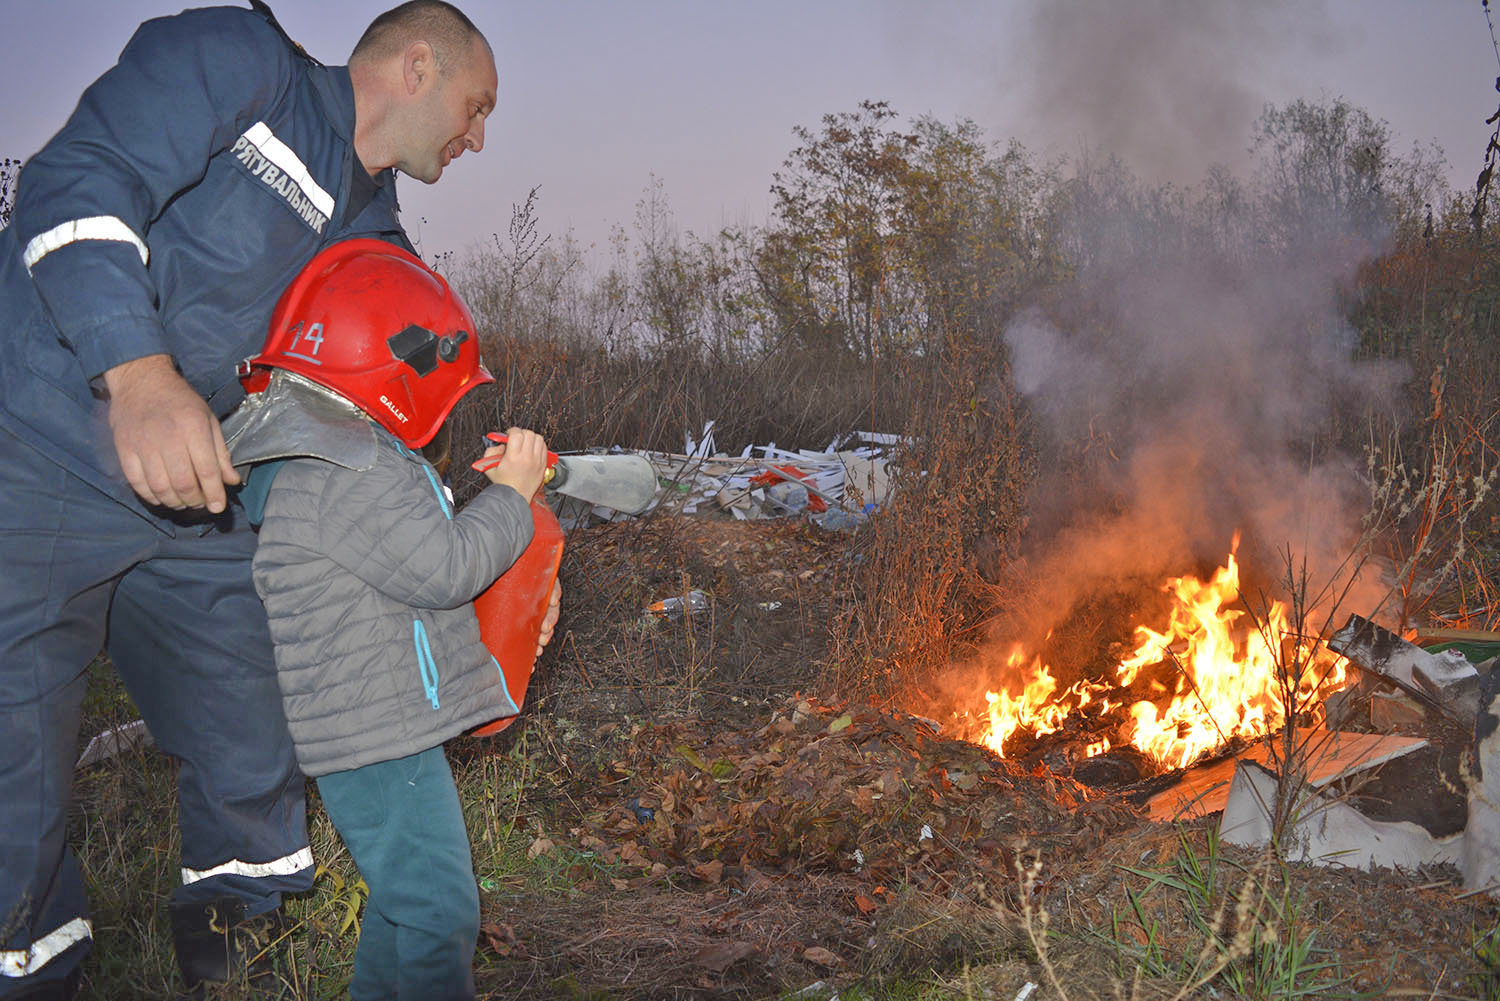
left=102, top=354, right=239, bottom=513
left=535, top=579, right=561, bottom=659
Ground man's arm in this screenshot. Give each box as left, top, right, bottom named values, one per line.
left=14, top=10, right=291, bottom=508
left=102, top=355, right=239, bottom=512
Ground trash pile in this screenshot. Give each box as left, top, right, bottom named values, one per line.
left=555, top=423, right=899, bottom=530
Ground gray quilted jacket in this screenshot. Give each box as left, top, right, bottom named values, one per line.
left=250, top=432, right=534, bottom=777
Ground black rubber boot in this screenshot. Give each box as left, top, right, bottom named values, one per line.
left=169, top=897, right=291, bottom=999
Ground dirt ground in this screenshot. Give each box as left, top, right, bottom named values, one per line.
left=461, top=512, right=1500, bottom=1000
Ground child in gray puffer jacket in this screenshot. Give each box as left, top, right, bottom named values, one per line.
left=248, top=425, right=546, bottom=1001
left=231, top=238, right=557, bottom=1001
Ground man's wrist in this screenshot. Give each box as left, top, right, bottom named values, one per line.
left=99, top=353, right=176, bottom=399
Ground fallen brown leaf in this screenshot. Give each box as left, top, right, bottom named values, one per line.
left=692, top=938, right=757, bottom=972
left=479, top=920, right=518, bottom=956
left=802, top=945, right=841, bottom=967
left=741, top=862, right=776, bottom=891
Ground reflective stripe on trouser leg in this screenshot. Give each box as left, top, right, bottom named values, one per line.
left=180, top=847, right=314, bottom=887
left=0, top=919, right=92, bottom=979
left=0, top=427, right=136, bottom=987
left=107, top=513, right=312, bottom=915
left=0, top=679, right=95, bottom=983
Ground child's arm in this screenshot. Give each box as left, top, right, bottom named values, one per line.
left=296, top=440, right=539, bottom=610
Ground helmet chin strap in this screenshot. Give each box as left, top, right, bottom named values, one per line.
left=222, top=369, right=380, bottom=473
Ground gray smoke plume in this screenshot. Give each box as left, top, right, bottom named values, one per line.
left=938, top=188, right=1409, bottom=721
left=964, top=0, right=1416, bottom=660
left=1010, top=0, right=1337, bottom=185
left=1004, top=222, right=1403, bottom=623
left=882, top=0, right=1438, bottom=723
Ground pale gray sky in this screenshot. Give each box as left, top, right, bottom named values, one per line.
left=6, top=1, right=1497, bottom=258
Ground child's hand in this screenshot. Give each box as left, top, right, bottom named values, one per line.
left=479, top=427, right=549, bottom=499
left=535, top=580, right=562, bottom=659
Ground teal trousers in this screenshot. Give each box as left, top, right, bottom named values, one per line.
left=316, top=746, right=479, bottom=1001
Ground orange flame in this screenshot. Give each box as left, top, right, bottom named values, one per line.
left=981, top=646, right=1111, bottom=758
left=977, top=541, right=1347, bottom=769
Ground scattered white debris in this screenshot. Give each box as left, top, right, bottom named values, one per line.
left=638, top=431, right=903, bottom=522
left=685, top=419, right=718, bottom=460
left=1465, top=676, right=1500, bottom=898
left=1415, top=648, right=1480, bottom=688
left=646, top=590, right=709, bottom=619
left=76, top=719, right=153, bottom=769
left=1219, top=760, right=1461, bottom=871
left=1328, top=614, right=1480, bottom=725
left=547, top=431, right=904, bottom=529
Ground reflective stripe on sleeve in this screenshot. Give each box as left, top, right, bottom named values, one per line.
left=243, top=122, right=335, bottom=217
left=0, top=917, right=93, bottom=978
left=180, top=845, right=314, bottom=886
left=22, top=216, right=149, bottom=274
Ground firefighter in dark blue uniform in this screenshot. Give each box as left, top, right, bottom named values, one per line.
left=0, top=2, right=496, bottom=996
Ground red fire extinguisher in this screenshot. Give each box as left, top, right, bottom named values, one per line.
left=467, top=435, right=565, bottom=737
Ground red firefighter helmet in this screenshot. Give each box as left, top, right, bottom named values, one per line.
left=242, top=238, right=493, bottom=448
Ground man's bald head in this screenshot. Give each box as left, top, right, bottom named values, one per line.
left=351, top=1, right=490, bottom=76
left=348, top=0, right=498, bottom=184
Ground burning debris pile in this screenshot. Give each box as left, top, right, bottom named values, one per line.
left=954, top=539, right=1349, bottom=776
left=932, top=549, right=1500, bottom=889
left=897, top=71, right=1496, bottom=892
left=920, top=59, right=1423, bottom=841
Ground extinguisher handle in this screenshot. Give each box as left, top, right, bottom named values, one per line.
left=470, top=432, right=559, bottom=479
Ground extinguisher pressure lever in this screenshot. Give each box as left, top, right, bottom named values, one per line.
left=470, top=432, right=559, bottom=484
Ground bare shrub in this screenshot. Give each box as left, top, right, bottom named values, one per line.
left=825, top=340, right=1033, bottom=704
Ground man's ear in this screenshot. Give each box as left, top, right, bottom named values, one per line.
left=402, top=40, right=437, bottom=95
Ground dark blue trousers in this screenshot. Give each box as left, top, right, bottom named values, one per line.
left=316, top=747, right=479, bottom=1001
left=0, top=427, right=311, bottom=994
